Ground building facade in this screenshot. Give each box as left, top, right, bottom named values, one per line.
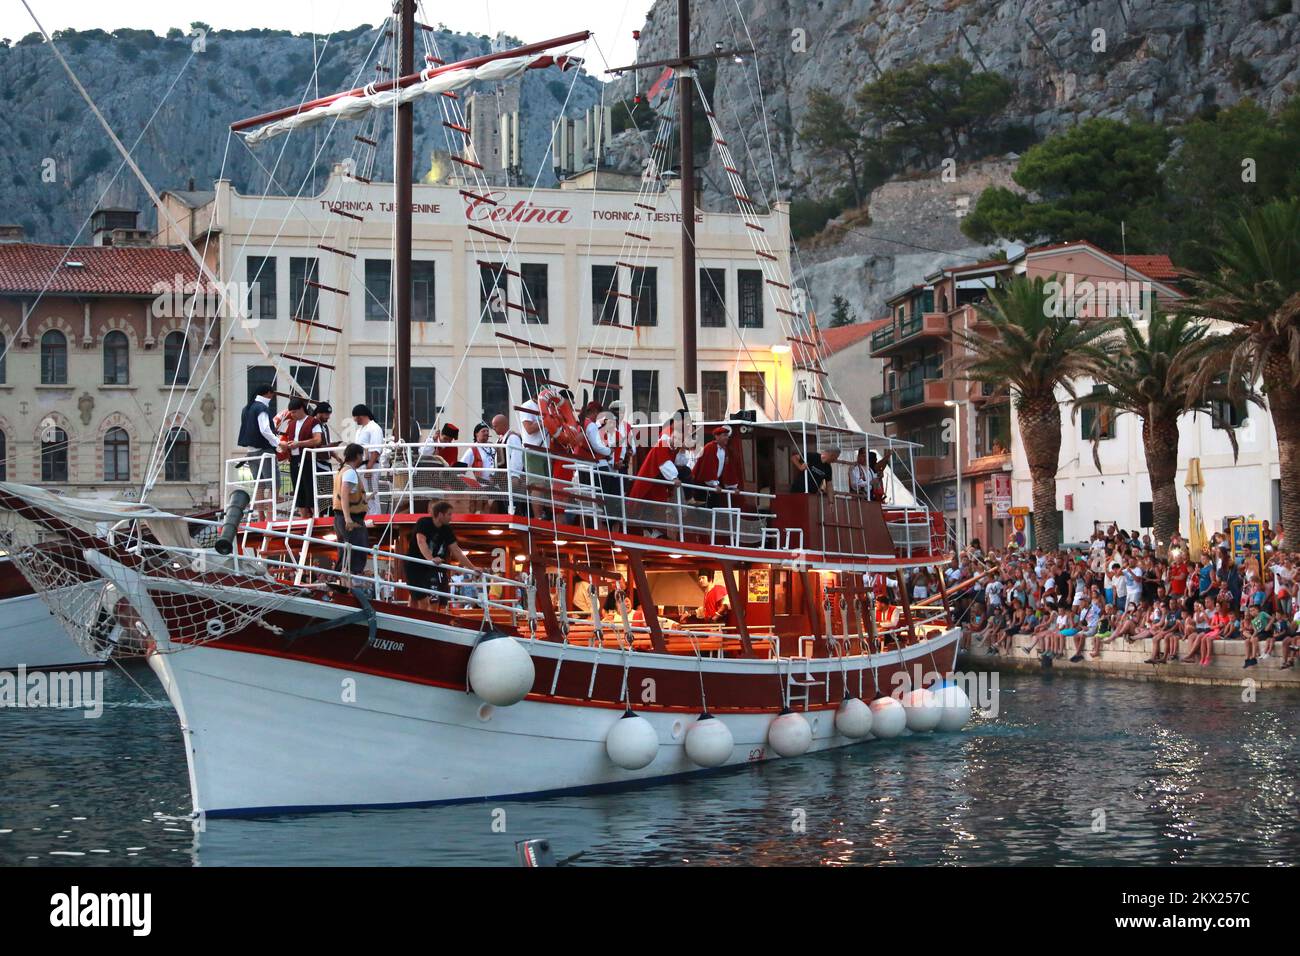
left=868, top=240, right=1279, bottom=548
left=157, top=168, right=805, bottom=468
left=0, top=229, right=222, bottom=509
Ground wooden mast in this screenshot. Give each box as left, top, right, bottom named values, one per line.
left=677, top=0, right=697, bottom=404
left=393, top=0, right=415, bottom=444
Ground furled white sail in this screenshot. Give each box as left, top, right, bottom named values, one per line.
left=241, top=51, right=581, bottom=145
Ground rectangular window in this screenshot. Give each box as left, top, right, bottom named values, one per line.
left=364, top=367, right=393, bottom=429
left=739, top=370, right=766, bottom=413
left=738, top=269, right=763, bottom=328
left=412, top=260, right=436, bottom=323
left=521, top=263, right=548, bottom=324
left=1211, top=398, right=1248, bottom=429
left=592, top=264, right=619, bottom=325
left=247, top=255, right=277, bottom=321
left=591, top=369, right=620, bottom=411
left=364, top=259, right=391, bottom=321
left=411, top=368, right=437, bottom=430
left=246, top=365, right=277, bottom=406
left=481, top=368, right=510, bottom=424
left=630, top=266, right=657, bottom=327
left=479, top=262, right=508, bottom=324
left=521, top=368, right=549, bottom=401
left=289, top=256, right=319, bottom=322
left=701, top=370, right=728, bottom=423
left=1079, top=384, right=1116, bottom=440
left=290, top=365, right=320, bottom=401
left=632, top=370, right=659, bottom=421
left=700, top=267, right=726, bottom=327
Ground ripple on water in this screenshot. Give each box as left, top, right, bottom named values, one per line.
left=1, top=666, right=1296, bottom=866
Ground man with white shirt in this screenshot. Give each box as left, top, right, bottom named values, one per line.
left=492, top=413, right=526, bottom=515
left=352, top=404, right=385, bottom=516
left=237, top=383, right=280, bottom=518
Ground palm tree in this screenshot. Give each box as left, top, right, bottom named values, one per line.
left=956, top=274, right=1116, bottom=551
left=1184, top=199, right=1300, bottom=536
left=1072, top=312, right=1257, bottom=547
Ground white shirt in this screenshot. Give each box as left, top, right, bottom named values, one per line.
left=519, top=399, right=545, bottom=449
left=501, top=431, right=524, bottom=477
left=355, top=420, right=384, bottom=458
left=290, top=420, right=322, bottom=458
left=705, top=446, right=726, bottom=487
left=340, top=466, right=360, bottom=490
left=254, top=395, right=277, bottom=447
left=849, top=463, right=870, bottom=494
left=658, top=456, right=679, bottom=481
left=584, top=420, right=613, bottom=466
left=459, top=443, right=496, bottom=480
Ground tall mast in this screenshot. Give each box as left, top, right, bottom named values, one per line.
left=677, top=0, right=697, bottom=404
left=393, top=0, right=415, bottom=443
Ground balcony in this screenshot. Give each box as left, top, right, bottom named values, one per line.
left=968, top=379, right=1008, bottom=403
left=869, top=311, right=949, bottom=357
left=870, top=379, right=952, bottom=422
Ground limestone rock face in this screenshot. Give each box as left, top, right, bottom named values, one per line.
left=1, top=28, right=601, bottom=242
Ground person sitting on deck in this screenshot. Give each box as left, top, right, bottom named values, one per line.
left=694, top=426, right=743, bottom=510
left=406, top=499, right=479, bottom=611
left=790, top=444, right=839, bottom=494
left=628, top=420, right=682, bottom=538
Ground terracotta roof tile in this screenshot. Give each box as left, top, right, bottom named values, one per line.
left=1115, top=254, right=1183, bottom=281
left=819, top=318, right=889, bottom=356
left=0, top=243, right=205, bottom=296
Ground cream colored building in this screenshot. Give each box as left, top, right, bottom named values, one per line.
left=157, top=168, right=807, bottom=464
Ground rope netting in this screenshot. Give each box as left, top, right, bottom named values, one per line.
left=0, top=485, right=301, bottom=658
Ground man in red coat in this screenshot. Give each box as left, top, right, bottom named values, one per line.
left=628, top=421, right=682, bottom=538
left=693, top=425, right=743, bottom=509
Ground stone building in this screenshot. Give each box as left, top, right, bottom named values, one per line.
left=0, top=220, right=222, bottom=509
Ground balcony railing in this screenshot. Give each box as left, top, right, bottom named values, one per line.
left=870, top=323, right=897, bottom=350
left=898, top=313, right=923, bottom=339
left=870, top=392, right=894, bottom=418
left=899, top=382, right=925, bottom=408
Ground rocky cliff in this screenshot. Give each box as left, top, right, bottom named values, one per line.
left=619, top=0, right=1300, bottom=331
left=0, top=26, right=602, bottom=242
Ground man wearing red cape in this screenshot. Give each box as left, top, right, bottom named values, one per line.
left=693, top=425, right=743, bottom=509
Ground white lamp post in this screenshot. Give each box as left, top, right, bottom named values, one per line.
left=945, top=399, right=964, bottom=555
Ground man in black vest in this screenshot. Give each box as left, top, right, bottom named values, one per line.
left=237, top=383, right=279, bottom=517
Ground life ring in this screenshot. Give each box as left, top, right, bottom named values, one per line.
left=537, top=387, right=584, bottom=456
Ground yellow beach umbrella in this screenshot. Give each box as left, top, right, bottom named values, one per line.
left=1185, top=457, right=1206, bottom=561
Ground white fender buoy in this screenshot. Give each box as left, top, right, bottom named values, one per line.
left=684, top=713, right=733, bottom=767
left=767, top=708, right=813, bottom=757
left=903, top=687, right=942, bottom=732
left=835, top=696, right=873, bottom=739
left=935, top=684, right=972, bottom=732
left=868, top=696, right=906, bottom=738
left=605, top=710, right=659, bottom=770
left=466, top=631, right=535, bottom=706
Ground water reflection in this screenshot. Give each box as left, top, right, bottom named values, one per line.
left=0, top=664, right=1297, bottom=866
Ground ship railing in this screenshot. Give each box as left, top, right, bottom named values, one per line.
left=227, top=444, right=781, bottom=552
left=882, top=506, right=940, bottom=558
left=128, top=508, right=542, bottom=629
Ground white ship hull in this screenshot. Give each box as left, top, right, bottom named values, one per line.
left=0, top=588, right=106, bottom=671
left=146, top=618, right=961, bottom=817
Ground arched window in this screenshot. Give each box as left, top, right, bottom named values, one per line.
left=164, top=428, right=191, bottom=482
left=41, top=330, right=68, bottom=384
left=0, top=429, right=6, bottom=482
left=104, top=426, right=130, bottom=482
left=41, top=426, right=68, bottom=482
left=163, top=331, right=191, bottom=386
left=103, top=330, right=130, bottom=385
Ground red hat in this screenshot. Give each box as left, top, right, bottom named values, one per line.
left=713, top=425, right=732, bottom=436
